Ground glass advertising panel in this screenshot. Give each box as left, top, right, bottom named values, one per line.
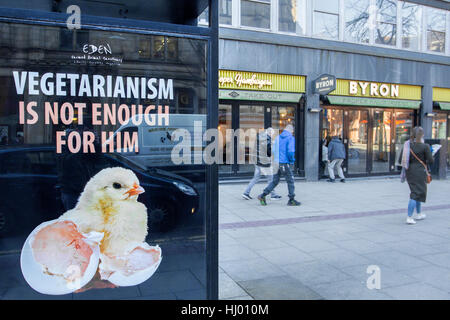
left=0, top=22, right=208, bottom=300
left=347, top=110, right=368, bottom=174
left=372, top=110, right=391, bottom=173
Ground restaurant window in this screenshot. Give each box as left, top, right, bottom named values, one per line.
left=313, top=0, right=339, bottom=40
left=241, top=0, right=271, bottom=29
left=426, top=7, right=446, bottom=53
left=375, top=0, right=397, bottom=46
left=401, top=1, right=422, bottom=50
left=432, top=113, right=447, bottom=139
left=344, top=0, right=370, bottom=44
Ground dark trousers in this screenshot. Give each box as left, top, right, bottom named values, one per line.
left=262, top=164, right=295, bottom=200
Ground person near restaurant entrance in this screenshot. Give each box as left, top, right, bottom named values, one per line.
left=321, top=136, right=331, bottom=177
left=242, top=127, right=282, bottom=200
left=257, top=124, right=301, bottom=206
left=400, top=126, right=434, bottom=225
left=327, top=136, right=346, bottom=183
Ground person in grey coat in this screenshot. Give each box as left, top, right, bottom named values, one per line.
left=327, top=136, right=346, bottom=183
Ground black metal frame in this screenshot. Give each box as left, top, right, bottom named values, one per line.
left=320, top=105, right=417, bottom=178
left=218, top=99, right=305, bottom=178
left=0, top=1, right=219, bottom=300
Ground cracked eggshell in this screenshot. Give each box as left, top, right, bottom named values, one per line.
left=20, top=219, right=103, bottom=295
left=99, top=242, right=162, bottom=287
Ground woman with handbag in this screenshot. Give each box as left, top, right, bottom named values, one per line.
left=400, top=127, right=434, bottom=225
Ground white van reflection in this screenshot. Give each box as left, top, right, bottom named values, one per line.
left=104, top=114, right=207, bottom=167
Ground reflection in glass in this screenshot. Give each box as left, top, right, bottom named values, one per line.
left=313, top=11, right=339, bottom=39
left=372, top=111, right=391, bottom=173
left=401, top=2, right=421, bottom=50
left=279, top=0, right=297, bottom=33
left=241, top=0, right=270, bottom=29
left=315, top=0, right=339, bottom=14
left=220, top=0, right=232, bottom=25
left=219, top=104, right=232, bottom=173
left=238, top=105, right=264, bottom=173
left=432, top=113, right=447, bottom=139
left=394, top=111, right=413, bottom=171
left=344, top=0, right=370, bottom=43
left=348, top=110, right=368, bottom=174
left=323, top=109, right=343, bottom=139
left=272, top=106, right=295, bottom=135
left=375, top=0, right=397, bottom=46
left=426, top=7, right=446, bottom=53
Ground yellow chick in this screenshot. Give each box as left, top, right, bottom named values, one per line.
left=61, top=167, right=148, bottom=257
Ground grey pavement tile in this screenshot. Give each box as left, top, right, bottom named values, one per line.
left=402, top=265, right=450, bottom=292
left=308, top=279, right=392, bottom=300
left=223, top=228, right=271, bottom=239
left=382, top=283, right=450, bottom=300
left=219, top=232, right=241, bottom=246
left=350, top=231, right=400, bottom=243
left=364, top=251, right=432, bottom=271
left=399, top=231, right=449, bottom=246
left=311, top=229, right=360, bottom=242
left=335, top=239, right=391, bottom=255
left=139, top=270, right=205, bottom=296
left=238, top=276, right=323, bottom=300
left=382, top=240, right=443, bottom=256
left=219, top=244, right=261, bottom=262
left=420, top=252, right=450, bottom=269
left=255, top=246, right=315, bottom=266
left=239, top=236, right=289, bottom=251
left=219, top=272, right=248, bottom=299
left=308, top=249, right=373, bottom=269
left=340, top=264, right=418, bottom=289
left=220, top=258, right=285, bottom=282
left=280, top=261, right=353, bottom=287
left=290, top=237, right=339, bottom=253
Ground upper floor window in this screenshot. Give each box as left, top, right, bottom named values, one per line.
left=344, top=0, right=370, bottom=43
left=279, top=0, right=297, bottom=33
left=375, top=0, right=397, bottom=46
left=241, top=0, right=271, bottom=29
left=313, top=0, right=339, bottom=39
left=426, top=7, right=446, bottom=53
left=220, top=0, right=233, bottom=25
left=401, top=1, right=422, bottom=51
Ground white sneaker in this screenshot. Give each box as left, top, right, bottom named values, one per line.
left=406, top=217, right=416, bottom=225
left=415, top=213, right=426, bottom=220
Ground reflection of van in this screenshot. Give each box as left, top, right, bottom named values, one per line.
left=106, top=114, right=207, bottom=168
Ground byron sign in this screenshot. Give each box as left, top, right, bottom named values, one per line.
left=313, top=74, right=336, bottom=95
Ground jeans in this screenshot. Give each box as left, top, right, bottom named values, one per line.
left=328, top=159, right=345, bottom=180
left=244, top=165, right=279, bottom=197
left=262, top=163, right=295, bottom=200
left=408, top=199, right=422, bottom=217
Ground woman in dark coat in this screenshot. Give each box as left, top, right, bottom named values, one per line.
left=400, top=127, right=433, bottom=224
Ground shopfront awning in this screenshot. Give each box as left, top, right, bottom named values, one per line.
left=219, top=89, right=303, bottom=103
left=436, top=101, right=450, bottom=111
left=326, top=96, right=421, bottom=109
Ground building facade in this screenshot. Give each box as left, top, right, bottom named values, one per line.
left=213, top=0, right=450, bottom=180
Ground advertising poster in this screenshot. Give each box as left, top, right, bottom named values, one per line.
left=0, top=22, right=208, bottom=300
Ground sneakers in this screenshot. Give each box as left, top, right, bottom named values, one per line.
left=415, top=213, right=426, bottom=220
left=287, top=199, right=301, bottom=206
left=406, top=217, right=416, bottom=224
left=257, top=194, right=267, bottom=206
left=327, top=178, right=336, bottom=183
left=242, top=193, right=252, bottom=200
left=340, top=179, right=346, bottom=183
left=270, top=194, right=282, bottom=201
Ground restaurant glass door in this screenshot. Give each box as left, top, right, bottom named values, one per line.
left=371, top=110, right=392, bottom=173
left=347, top=110, right=369, bottom=174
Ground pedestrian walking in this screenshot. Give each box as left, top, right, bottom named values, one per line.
left=321, top=136, right=331, bottom=177
left=257, top=124, right=301, bottom=206
left=400, top=126, right=433, bottom=225
left=242, top=128, right=282, bottom=200
left=327, top=136, right=346, bottom=183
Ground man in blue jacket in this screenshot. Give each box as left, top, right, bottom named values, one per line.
left=327, top=136, right=346, bottom=183
left=258, top=124, right=301, bottom=206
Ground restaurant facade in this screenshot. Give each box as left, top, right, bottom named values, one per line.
left=216, top=0, right=450, bottom=180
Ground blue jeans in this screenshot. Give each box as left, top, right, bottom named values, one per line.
left=408, top=199, right=422, bottom=217
left=244, top=165, right=279, bottom=197
left=262, top=164, right=295, bottom=200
